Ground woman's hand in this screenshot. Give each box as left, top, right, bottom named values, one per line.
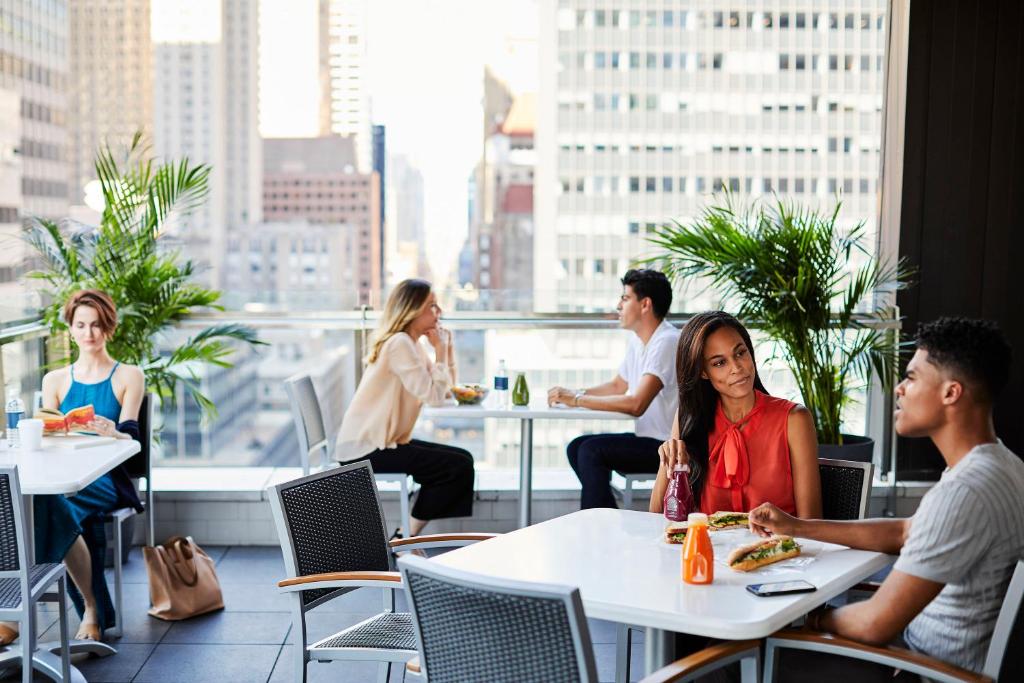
left=658, top=438, right=689, bottom=476
left=87, top=415, right=120, bottom=438
left=424, top=325, right=450, bottom=360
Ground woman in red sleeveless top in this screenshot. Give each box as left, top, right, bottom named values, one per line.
left=650, top=312, right=821, bottom=518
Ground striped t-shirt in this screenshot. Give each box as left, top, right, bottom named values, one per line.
left=895, top=440, right=1024, bottom=672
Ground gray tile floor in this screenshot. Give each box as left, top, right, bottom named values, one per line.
left=6, top=546, right=646, bottom=682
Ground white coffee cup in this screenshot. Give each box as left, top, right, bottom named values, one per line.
left=19, top=418, right=43, bottom=451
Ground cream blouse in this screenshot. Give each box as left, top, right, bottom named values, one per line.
left=335, top=332, right=452, bottom=460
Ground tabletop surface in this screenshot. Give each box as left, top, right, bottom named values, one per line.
left=422, top=395, right=635, bottom=420
left=433, top=508, right=894, bottom=639
left=0, top=439, right=140, bottom=495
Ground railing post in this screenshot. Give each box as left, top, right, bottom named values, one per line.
left=353, top=305, right=370, bottom=387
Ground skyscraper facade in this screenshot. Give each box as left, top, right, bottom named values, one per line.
left=0, top=0, right=70, bottom=221
left=221, top=0, right=261, bottom=226
left=536, top=1, right=887, bottom=312
left=68, top=0, right=153, bottom=206
left=318, top=0, right=372, bottom=172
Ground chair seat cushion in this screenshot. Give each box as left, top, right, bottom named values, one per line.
left=0, top=563, right=63, bottom=608
left=313, top=612, right=417, bottom=651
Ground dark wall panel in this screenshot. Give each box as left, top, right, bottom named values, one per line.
left=897, top=0, right=1024, bottom=475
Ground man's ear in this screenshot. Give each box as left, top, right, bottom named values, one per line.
left=940, top=379, right=964, bottom=406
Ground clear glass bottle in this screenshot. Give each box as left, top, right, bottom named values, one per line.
left=682, top=512, right=714, bottom=585
left=663, top=463, right=694, bottom=522
left=511, top=372, right=530, bottom=407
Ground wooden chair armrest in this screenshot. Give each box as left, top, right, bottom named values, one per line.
left=277, top=570, right=402, bottom=593
left=389, top=532, right=499, bottom=552
left=405, top=656, right=421, bottom=674
left=639, top=640, right=762, bottom=683
left=769, top=629, right=993, bottom=683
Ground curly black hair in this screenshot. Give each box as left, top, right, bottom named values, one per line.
left=915, top=317, right=1012, bottom=400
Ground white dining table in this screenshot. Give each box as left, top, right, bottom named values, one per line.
left=0, top=438, right=140, bottom=682
left=421, top=397, right=633, bottom=527
left=433, top=508, right=895, bottom=675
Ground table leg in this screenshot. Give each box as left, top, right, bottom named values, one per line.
left=643, top=627, right=675, bottom=675
left=518, top=418, right=533, bottom=528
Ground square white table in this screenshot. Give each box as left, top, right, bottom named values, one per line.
left=433, top=508, right=895, bottom=674
left=421, top=398, right=633, bottom=527
left=0, top=439, right=140, bottom=681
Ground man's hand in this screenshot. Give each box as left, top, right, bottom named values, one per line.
left=657, top=439, right=689, bottom=475
left=749, top=502, right=802, bottom=537
left=547, top=386, right=575, bottom=407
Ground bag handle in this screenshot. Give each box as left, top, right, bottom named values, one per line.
left=164, top=536, right=200, bottom=588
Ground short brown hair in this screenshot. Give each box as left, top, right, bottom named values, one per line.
left=63, top=290, right=118, bottom=337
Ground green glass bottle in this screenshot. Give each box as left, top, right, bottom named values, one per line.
left=511, top=372, right=530, bottom=407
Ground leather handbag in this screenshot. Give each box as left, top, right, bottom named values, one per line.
left=144, top=536, right=224, bottom=620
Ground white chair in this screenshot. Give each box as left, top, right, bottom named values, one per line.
left=284, top=372, right=412, bottom=536
left=612, top=471, right=657, bottom=509
left=765, top=558, right=1024, bottom=682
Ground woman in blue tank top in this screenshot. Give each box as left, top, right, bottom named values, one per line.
left=0, top=291, right=145, bottom=645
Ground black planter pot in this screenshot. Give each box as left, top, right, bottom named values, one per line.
left=817, top=434, right=874, bottom=463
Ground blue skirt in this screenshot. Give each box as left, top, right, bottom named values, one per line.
left=34, top=474, right=120, bottom=629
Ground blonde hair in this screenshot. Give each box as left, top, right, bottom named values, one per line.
left=366, top=279, right=433, bottom=364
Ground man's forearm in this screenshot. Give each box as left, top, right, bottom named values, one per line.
left=795, top=518, right=907, bottom=555
left=581, top=379, right=623, bottom=397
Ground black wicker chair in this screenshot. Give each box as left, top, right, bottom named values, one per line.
left=0, top=466, right=71, bottom=683
left=268, top=461, right=495, bottom=682
left=819, top=458, right=873, bottom=521
left=398, top=554, right=762, bottom=683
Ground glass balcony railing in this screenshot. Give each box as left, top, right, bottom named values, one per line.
left=1, top=306, right=899, bottom=480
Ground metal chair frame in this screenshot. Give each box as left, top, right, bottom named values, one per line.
left=765, top=559, right=1024, bottom=682
left=818, top=458, right=874, bottom=521
left=0, top=466, right=71, bottom=683
left=284, top=372, right=412, bottom=536
left=268, top=461, right=495, bottom=683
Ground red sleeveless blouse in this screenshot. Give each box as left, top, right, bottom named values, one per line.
left=699, top=391, right=798, bottom=515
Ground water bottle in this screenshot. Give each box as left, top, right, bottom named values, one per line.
left=494, top=359, right=509, bottom=409
left=663, top=463, right=694, bottom=522
left=5, top=387, right=25, bottom=449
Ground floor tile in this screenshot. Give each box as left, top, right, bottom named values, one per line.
left=161, top=610, right=290, bottom=645
left=213, top=547, right=286, bottom=584
left=133, top=643, right=280, bottom=683
left=220, top=580, right=293, bottom=613
left=73, top=643, right=157, bottom=682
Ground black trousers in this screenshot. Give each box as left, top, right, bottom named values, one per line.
left=355, top=439, right=475, bottom=521
left=566, top=432, right=662, bottom=509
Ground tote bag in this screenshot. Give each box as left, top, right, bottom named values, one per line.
left=144, top=536, right=224, bottom=620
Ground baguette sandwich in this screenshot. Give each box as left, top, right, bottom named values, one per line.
left=664, top=521, right=689, bottom=544
left=708, top=511, right=749, bottom=530
left=727, top=536, right=801, bottom=571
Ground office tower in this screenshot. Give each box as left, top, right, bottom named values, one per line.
left=372, top=124, right=385, bottom=280
left=385, top=153, right=428, bottom=281
left=318, top=0, right=372, bottom=172
left=262, top=136, right=381, bottom=305
left=0, top=88, right=25, bottom=312
left=536, top=2, right=887, bottom=312
left=69, top=0, right=153, bottom=206
left=0, top=0, right=70, bottom=221
left=152, top=0, right=261, bottom=285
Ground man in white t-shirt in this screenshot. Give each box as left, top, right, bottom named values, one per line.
left=548, top=269, right=681, bottom=509
left=750, top=318, right=1022, bottom=680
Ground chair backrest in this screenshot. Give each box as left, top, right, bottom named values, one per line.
left=284, top=373, right=328, bottom=461
left=984, top=559, right=1024, bottom=680
left=398, top=554, right=598, bottom=683
left=267, top=461, right=392, bottom=607
left=0, top=466, right=28, bottom=581
left=122, top=393, right=152, bottom=481
left=819, top=458, right=873, bottom=520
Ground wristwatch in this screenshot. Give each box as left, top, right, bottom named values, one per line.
left=573, top=390, right=585, bottom=407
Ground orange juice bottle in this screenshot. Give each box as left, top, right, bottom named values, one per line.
left=682, top=512, right=714, bottom=585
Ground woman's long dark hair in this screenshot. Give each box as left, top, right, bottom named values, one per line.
left=676, top=311, right=768, bottom=506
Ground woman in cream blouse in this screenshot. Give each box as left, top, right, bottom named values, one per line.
left=336, top=279, right=474, bottom=536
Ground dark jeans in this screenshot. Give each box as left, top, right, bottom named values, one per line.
left=355, top=439, right=475, bottom=521
left=566, top=432, right=661, bottom=509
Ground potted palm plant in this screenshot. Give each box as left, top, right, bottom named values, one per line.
left=645, top=194, right=910, bottom=461
left=25, top=133, right=263, bottom=420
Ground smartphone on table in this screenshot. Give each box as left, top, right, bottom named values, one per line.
left=745, top=580, right=816, bottom=597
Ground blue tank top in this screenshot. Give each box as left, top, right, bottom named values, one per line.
left=60, top=362, right=122, bottom=421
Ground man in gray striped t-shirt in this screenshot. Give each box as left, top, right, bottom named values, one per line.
left=751, top=318, right=1022, bottom=678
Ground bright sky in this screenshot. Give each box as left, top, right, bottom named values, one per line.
left=257, top=0, right=538, bottom=282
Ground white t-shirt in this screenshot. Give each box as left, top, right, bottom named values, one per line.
left=894, top=440, right=1024, bottom=672
left=617, top=320, right=680, bottom=440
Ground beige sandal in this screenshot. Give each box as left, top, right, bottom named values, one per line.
left=75, top=622, right=102, bottom=642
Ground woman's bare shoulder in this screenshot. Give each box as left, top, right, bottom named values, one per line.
left=41, top=366, right=70, bottom=386
left=114, top=363, right=145, bottom=386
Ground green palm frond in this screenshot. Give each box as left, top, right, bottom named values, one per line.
left=24, top=132, right=265, bottom=422
left=643, top=193, right=913, bottom=444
